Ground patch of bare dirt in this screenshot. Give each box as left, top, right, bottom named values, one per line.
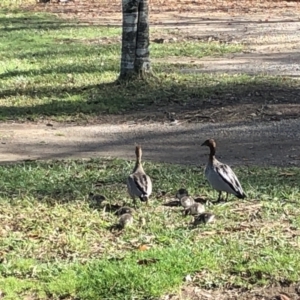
left=164, top=284, right=300, bottom=300
left=2, top=117, right=300, bottom=169
left=113, top=104, right=300, bottom=127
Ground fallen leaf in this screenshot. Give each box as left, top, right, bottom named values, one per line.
left=138, top=244, right=150, bottom=251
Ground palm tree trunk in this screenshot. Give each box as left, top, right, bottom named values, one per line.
left=119, top=0, right=151, bottom=80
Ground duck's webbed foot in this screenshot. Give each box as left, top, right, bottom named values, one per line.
left=217, top=191, right=223, bottom=202
left=214, top=191, right=226, bottom=204
left=225, top=192, right=229, bottom=201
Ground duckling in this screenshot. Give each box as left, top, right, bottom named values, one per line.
left=184, top=202, right=205, bottom=216
left=176, top=188, right=189, bottom=199
left=201, top=139, right=246, bottom=202
left=115, top=206, right=135, bottom=216
left=176, top=188, right=195, bottom=208
left=127, top=145, right=152, bottom=207
left=180, top=196, right=195, bottom=208
left=119, top=213, right=134, bottom=229
left=88, top=193, right=106, bottom=206
left=193, top=212, right=215, bottom=225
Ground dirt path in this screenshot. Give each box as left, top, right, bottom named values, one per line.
left=153, top=11, right=300, bottom=77
left=1, top=118, right=300, bottom=167
left=152, top=12, right=300, bottom=76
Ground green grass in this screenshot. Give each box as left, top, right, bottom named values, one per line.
left=0, top=10, right=276, bottom=122
left=1, top=10, right=300, bottom=122
left=0, top=158, right=300, bottom=299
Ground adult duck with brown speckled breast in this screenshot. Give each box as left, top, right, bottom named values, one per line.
left=127, top=145, right=152, bottom=207
left=201, top=139, right=246, bottom=202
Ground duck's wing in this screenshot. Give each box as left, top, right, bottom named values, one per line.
left=216, top=163, right=246, bottom=198
left=127, top=172, right=152, bottom=199
left=144, top=174, right=152, bottom=196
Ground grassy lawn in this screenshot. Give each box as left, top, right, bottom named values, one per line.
left=1, top=6, right=300, bottom=299
left=4, top=10, right=299, bottom=122
left=0, top=11, right=246, bottom=121
left=1, top=11, right=300, bottom=122
left=0, top=158, right=300, bottom=299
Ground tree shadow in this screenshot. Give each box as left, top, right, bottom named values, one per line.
left=0, top=14, right=121, bottom=32
left=1, top=8, right=300, bottom=121
left=0, top=13, right=68, bottom=30
left=0, top=59, right=117, bottom=79
left=1, top=76, right=300, bottom=120
left=162, top=15, right=300, bottom=26
left=1, top=115, right=300, bottom=168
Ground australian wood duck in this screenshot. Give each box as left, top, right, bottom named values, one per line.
left=201, top=139, right=246, bottom=202
left=127, top=145, right=152, bottom=207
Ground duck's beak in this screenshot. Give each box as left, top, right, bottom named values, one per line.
left=201, top=142, right=206, bottom=146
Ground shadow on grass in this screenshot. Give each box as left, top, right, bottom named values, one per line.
left=1, top=32, right=120, bottom=61
left=1, top=113, right=300, bottom=169
left=1, top=78, right=300, bottom=119
left=0, top=60, right=117, bottom=79
left=0, top=13, right=119, bottom=31
left=0, top=12, right=71, bottom=30
left=1, top=9, right=300, bottom=120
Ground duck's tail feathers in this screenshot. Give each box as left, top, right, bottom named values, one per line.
left=236, top=192, right=246, bottom=199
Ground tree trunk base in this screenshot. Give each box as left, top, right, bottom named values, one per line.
left=117, top=68, right=157, bottom=83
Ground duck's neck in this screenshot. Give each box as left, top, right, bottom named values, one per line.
left=133, top=159, right=143, bottom=172
left=209, top=145, right=216, bottom=162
